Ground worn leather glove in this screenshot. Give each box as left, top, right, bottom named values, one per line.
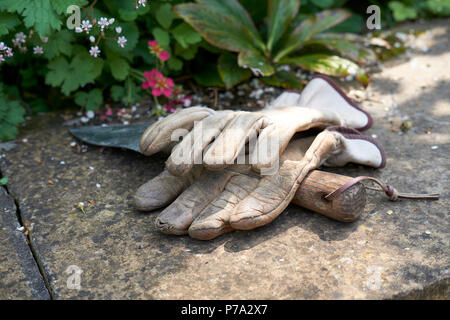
left=139, top=75, right=373, bottom=176
left=134, top=127, right=385, bottom=240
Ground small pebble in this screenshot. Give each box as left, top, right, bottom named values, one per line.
left=425, top=230, right=431, bottom=235
left=86, top=110, right=95, bottom=119
left=80, top=117, right=89, bottom=123
left=89, top=166, right=94, bottom=170
left=404, top=248, right=410, bottom=251
left=70, top=142, right=77, bottom=147
left=371, top=134, right=378, bottom=138
left=431, top=146, right=438, bottom=150
left=22, top=138, right=28, bottom=143
left=386, top=210, right=393, bottom=215
left=60, top=161, right=65, bottom=165
left=96, top=183, right=101, bottom=188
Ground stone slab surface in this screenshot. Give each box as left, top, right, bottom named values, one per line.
left=0, top=20, right=448, bottom=299
left=0, top=187, right=50, bottom=299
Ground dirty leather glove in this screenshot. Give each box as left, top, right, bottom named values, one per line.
left=134, top=127, right=385, bottom=240
left=139, top=75, right=373, bottom=176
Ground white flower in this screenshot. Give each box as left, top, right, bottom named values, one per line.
left=117, top=36, right=127, bottom=48
left=0, top=54, right=4, bottom=63
left=183, top=98, right=192, bottom=107
left=86, top=110, right=95, bottom=119
left=33, top=46, right=43, bottom=55
left=89, top=46, right=101, bottom=57
left=12, top=39, right=20, bottom=47
left=81, top=20, right=93, bottom=33
left=75, top=27, right=83, bottom=33
left=138, top=0, right=147, bottom=7
left=98, top=17, right=109, bottom=30
left=89, top=36, right=95, bottom=43
left=41, top=36, right=48, bottom=43
left=6, top=48, right=13, bottom=57
left=108, top=18, right=115, bottom=25
left=0, top=42, right=5, bottom=50
left=115, top=26, right=122, bottom=34
left=15, top=32, right=27, bottom=43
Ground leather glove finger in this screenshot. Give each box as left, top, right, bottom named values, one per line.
left=140, top=106, right=215, bottom=156
left=188, top=169, right=260, bottom=240
left=154, top=170, right=235, bottom=235
left=133, top=166, right=204, bottom=211
left=165, top=111, right=235, bottom=176
left=229, top=128, right=385, bottom=231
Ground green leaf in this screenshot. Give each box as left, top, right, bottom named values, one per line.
left=218, top=52, right=252, bottom=88
left=0, top=91, right=25, bottom=141
left=3, top=0, right=62, bottom=36
left=174, top=2, right=265, bottom=53
left=152, top=27, right=170, bottom=48
left=156, top=3, right=175, bottom=29
left=425, top=0, right=450, bottom=16
left=388, top=1, right=418, bottom=21
left=43, top=30, right=74, bottom=59
left=267, top=0, right=300, bottom=52
left=172, top=23, right=202, bottom=49
left=274, top=9, right=351, bottom=62
left=283, top=54, right=369, bottom=87
left=175, top=43, right=199, bottom=60
left=74, top=89, right=103, bottom=111
left=105, top=49, right=130, bottom=81
left=110, top=85, right=125, bottom=102
left=261, top=70, right=303, bottom=89
left=51, top=0, right=88, bottom=14
left=238, top=50, right=275, bottom=76
left=104, top=0, right=149, bottom=21
left=0, top=12, right=20, bottom=36
left=124, top=77, right=140, bottom=105
left=309, top=0, right=336, bottom=9
left=196, top=0, right=263, bottom=49
left=306, top=34, right=377, bottom=65
left=194, top=63, right=224, bottom=87
left=30, top=98, right=50, bottom=114
left=0, top=177, right=8, bottom=185
left=168, top=57, right=183, bottom=71
left=327, top=13, right=364, bottom=34
left=119, top=21, right=139, bottom=51
left=45, top=52, right=104, bottom=95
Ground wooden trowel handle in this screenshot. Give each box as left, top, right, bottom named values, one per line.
left=292, top=170, right=366, bottom=223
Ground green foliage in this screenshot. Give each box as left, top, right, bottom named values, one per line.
left=388, top=1, right=418, bottom=21
left=0, top=84, right=25, bottom=141
left=175, top=0, right=372, bottom=87
left=0, top=177, right=8, bottom=185
left=74, top=89, right=103, bottom=111
left=45, top=52, right=104, bottom=95
left=0, top=0, right=447, bottom=142
left=387, top=0, right=450, bottom=22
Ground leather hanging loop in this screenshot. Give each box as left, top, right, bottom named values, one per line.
left=324, top=176, right=440, bottom=201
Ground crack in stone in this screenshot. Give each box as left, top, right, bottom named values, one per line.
left=2, top=182, right=54, bottom=300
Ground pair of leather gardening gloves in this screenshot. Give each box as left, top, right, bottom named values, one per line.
left=134, top=75, right=385, bottom=240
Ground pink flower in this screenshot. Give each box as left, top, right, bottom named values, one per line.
left=164, top=105, right=176, bottom=113
left=151, top=76, right=174, bottom=97
left=105, top=108, right=113, bottom=116
left=148, top=39, right=171, bottom=62
left=159, top=51, right=170, bottom=61
left=142, top=69, right=175, bottom=97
